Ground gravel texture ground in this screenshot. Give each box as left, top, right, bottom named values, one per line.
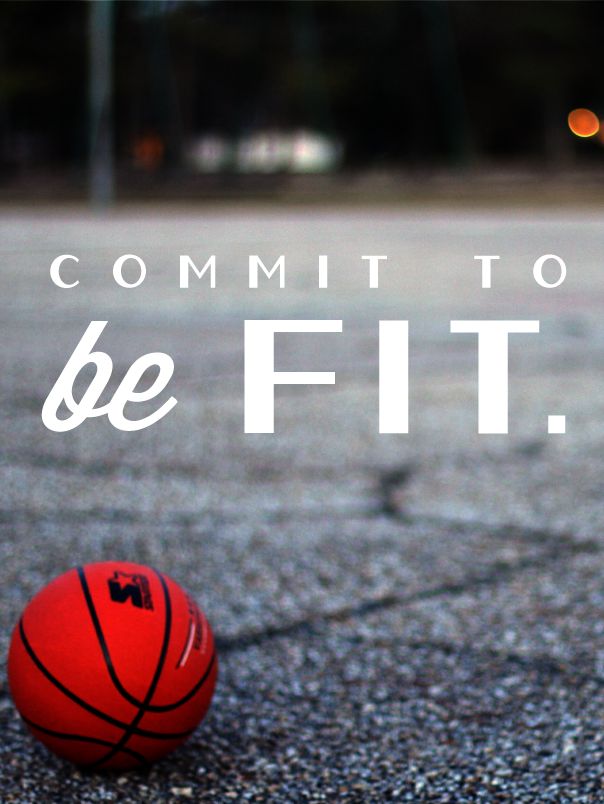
left=0, top=206, right=603, bottom=801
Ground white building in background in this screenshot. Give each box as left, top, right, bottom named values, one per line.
left=186, top=135, right=231, bottom=173
left=185, top=129, right=342, bottom=174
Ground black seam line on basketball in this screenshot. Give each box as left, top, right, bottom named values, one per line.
left=121, top=648, right=215, bottom=714
left=84, top=568, right=173, bottom=769
left=20, top=715, right=147, bottom=765
left=77, top=565, right=212, bottom=713
left=18, top=619, right=192, bottom=740
left=156, top=649, right=217, bottom=711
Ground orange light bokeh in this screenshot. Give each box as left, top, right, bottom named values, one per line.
left=133, top=133, right=165, bottom=171
left=568, top=108, right=600, bottom=138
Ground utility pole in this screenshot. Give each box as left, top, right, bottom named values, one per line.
left=89, top=0, right=114, bottom=206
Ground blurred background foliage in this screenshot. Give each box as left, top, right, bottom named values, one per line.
left=0, top=0, right=603, bottom=196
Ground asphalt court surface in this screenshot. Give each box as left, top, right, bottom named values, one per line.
left=1, top=207, right=604, bottom=801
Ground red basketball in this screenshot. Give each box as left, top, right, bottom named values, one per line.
left=8, top=561, right=218, bottom=770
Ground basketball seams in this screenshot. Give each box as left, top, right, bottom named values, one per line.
left=17, top=618, right=193, bottom=741
left=21, top=715, right=147, bottom=765
left=76, top=565, right=143, bottom=709
left=78, top=565, right=215, bottom=713
left=77, top=566, right=129, bottom=696
left=157, top=650, right=217, bottom=711
left=84, top=568, right=174, bottom=769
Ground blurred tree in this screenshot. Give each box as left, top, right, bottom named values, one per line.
left=0, top=0, right=602, bottom=182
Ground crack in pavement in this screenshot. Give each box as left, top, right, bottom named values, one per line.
left=215, top=537, right=600, bottom=653
left=0, top=504, right=580, bottom=552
